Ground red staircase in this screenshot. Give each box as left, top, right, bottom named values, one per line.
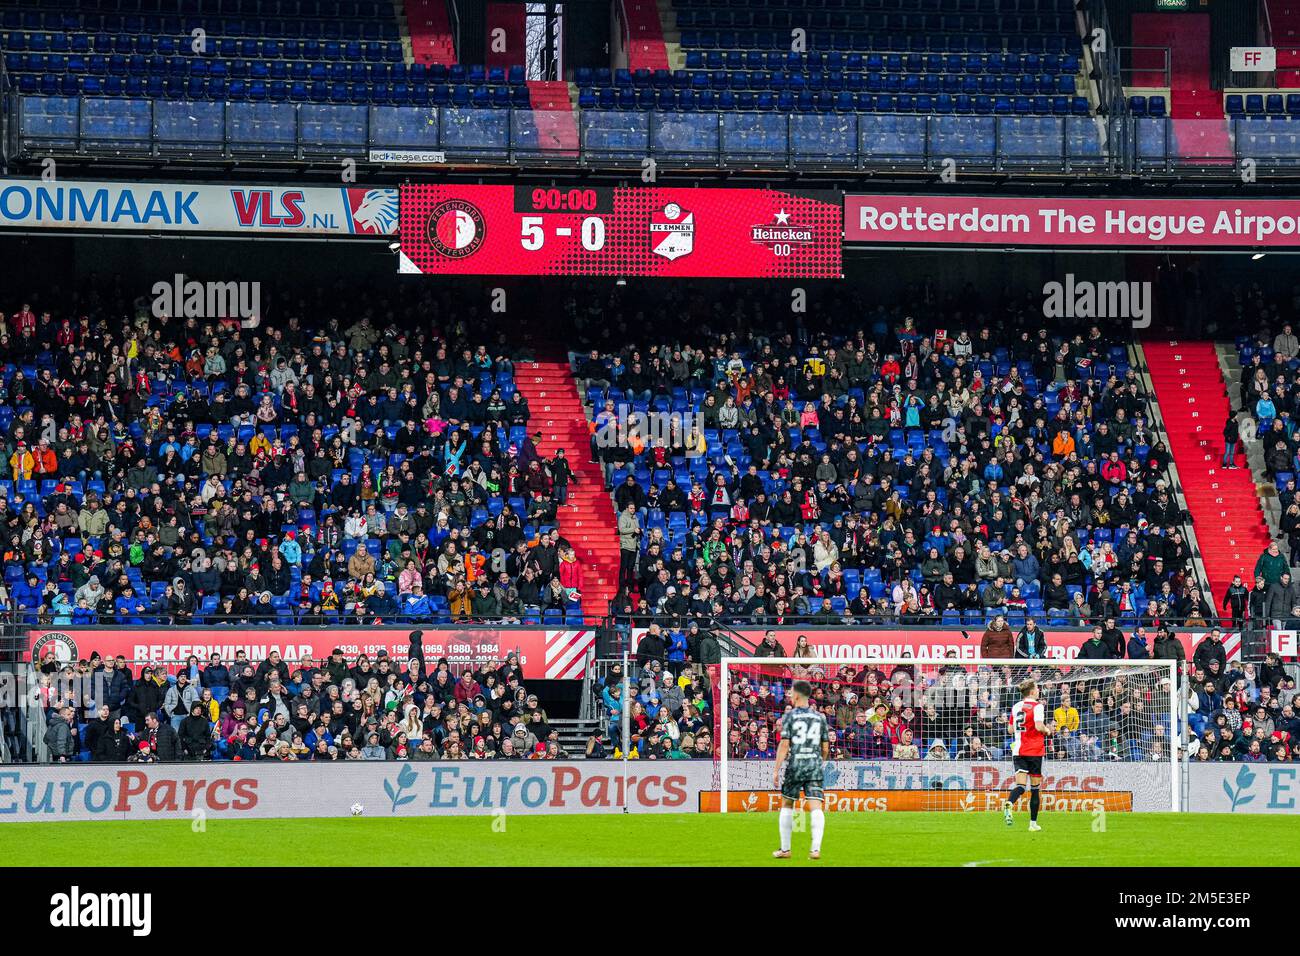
left=1131, top=12, right=1231, bottom=162
left=405, top=0, right=457, bottom=66
left=1269, top=1, right=1300, bottom=85
left=526, top=81, right=580, bottom=155
left=623, top=0, right=670, bottom=71
left=1168, top=90, right=1233, bottom=163
left=514, top=360, right=621, bottom=617
left=1143, top=341, right=1272, bottom=611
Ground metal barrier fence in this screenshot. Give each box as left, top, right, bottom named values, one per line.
left=5, top=652, right=595, bottom=763
left=8, top=96, right=1118, bottom=173
left=1080, top=0, right=1127, bottom=118
left=0, top=663, right=39, bottom=763
left=1117, top=45, right=1171, bottom=91
left=0, top=56, right=9, bottom=170
left=7, top=610, right=608, bottom=628
left=13, top=95, right=1300, bottom=176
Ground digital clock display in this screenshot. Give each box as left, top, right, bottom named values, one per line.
left=514, top=186, right=615, bottom=214
left=399, top=185, right=842, bottom=278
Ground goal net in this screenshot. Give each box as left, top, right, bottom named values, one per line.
left=714, top=657, right=1179, bottom=814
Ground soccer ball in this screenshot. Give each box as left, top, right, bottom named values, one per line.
left=349, top=803, right=364, bottom=816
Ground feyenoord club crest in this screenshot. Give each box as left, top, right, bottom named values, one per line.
left=32, top=630, right=78, bottom=666
left=649, top=202, right=694, bottom=261
left=424, top=199, right=486, bottom=259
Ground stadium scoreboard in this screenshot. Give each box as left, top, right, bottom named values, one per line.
left=398, top=184, right=842, bottom=278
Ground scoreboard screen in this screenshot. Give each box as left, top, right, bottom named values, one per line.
left=398, top=185, right=842, bottom=278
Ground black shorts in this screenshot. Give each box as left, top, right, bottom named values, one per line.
left=780, top=774, right=825, bottom=802
left=1013, top=755, right=1044, bottom=777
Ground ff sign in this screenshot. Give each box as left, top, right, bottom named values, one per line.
left=1230, top=47, right=1276, bottom=71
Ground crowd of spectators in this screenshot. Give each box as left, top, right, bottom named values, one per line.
left=589, top=656, right=715, bottom=759
left=0, top=286, right=590, bottom=627
left=1240, top=325, right=1300, bottom=576
left=1240, top=320, right=1300, bottom=483
left=1228, top=322, right=1300, bottom=631
left=577, top=283, right=1216, bottom=645
left=724, top=652, right=1297, bottom=764
left=36, top=634, right=604, bottom=762
left=8, top=274, right=1300, bottom=766
left=1184, top=649, right=1297, bottom=763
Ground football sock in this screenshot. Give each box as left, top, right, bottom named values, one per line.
left=1029, top=786, right=1041, bottom=822
left=810, top=809, right=825, bottom=853
left=778, top=808, right=794, bottom=852
left=1008, top=784, right=1026, bottom=806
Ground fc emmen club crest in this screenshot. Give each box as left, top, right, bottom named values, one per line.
left=649, top=202, right=694, bottom=261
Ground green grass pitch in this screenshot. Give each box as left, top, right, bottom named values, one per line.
left=1, top=812, right=1295, bottom=866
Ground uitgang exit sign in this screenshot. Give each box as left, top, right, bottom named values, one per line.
left=1231, top=46, right=1276, bottom=71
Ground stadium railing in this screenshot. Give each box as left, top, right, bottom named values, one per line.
left=16, top=95, right=1300, bottom=177
left=8, top=643, right=603, bottom=763
left=602, top=615, right=1242, bottom=649
left=5, top=610, right=611, bottom=629
left=0, top=53, right=10, bottom=168
left=1077, top=0, right=1126, bottom=120
left=10, top=96, right=1121, bottom=174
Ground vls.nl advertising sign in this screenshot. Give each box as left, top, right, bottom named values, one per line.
left=0, top=179, right=399, bottom=236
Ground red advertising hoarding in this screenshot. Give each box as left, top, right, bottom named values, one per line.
left=29, top=627, right=596, bottom=679
left=726, top=626, right=1237, bottom=661
left=399, top=184, right=842, bottom=277
left=845, top=195, right=1300, bottom=248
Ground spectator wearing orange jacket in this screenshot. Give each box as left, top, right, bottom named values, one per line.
left=1051, top=429, right=1075, bottom=458
left=463, top=546, right=487, bottom=583
left=31, top=440, right=58, bottom=476
left=9, top=442, right=35, bottom=480
left=448, top=578, right=473, bottom=619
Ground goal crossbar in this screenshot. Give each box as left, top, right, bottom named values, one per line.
left=717, top=657, right=1180, bottom=814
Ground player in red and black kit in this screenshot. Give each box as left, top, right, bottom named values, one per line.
left=1004, top=678, right=1054, bottom=831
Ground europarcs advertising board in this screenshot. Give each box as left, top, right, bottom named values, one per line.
left=0, top=760, right=1187, bottom=821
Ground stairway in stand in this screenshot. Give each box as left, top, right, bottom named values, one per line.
left=1143, top=341, right=1272, bottom=611
left=1268, top=0, right=1300, bottom=86
left=1131, top=12, right=1230, bottom=163
left=514, top=360, right=621, bottom=618
left=1169, top=89, right=1233, bottom=164
left=526, top=80, right=580, bottom=156
left=623, top=0, right=670, bottom=71
left=403, top=0, right=457, bottom=66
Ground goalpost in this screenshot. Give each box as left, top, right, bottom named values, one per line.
left=716, top=657, right=1180, bottom=814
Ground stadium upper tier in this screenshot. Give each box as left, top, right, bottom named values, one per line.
left=586, top=0, right=1089, bottom=117
left=2, top=0, right=1089, bottom=115
left=0, top=287, right=599, bottom=629
left=3, top=0, right=1297, bottom=173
